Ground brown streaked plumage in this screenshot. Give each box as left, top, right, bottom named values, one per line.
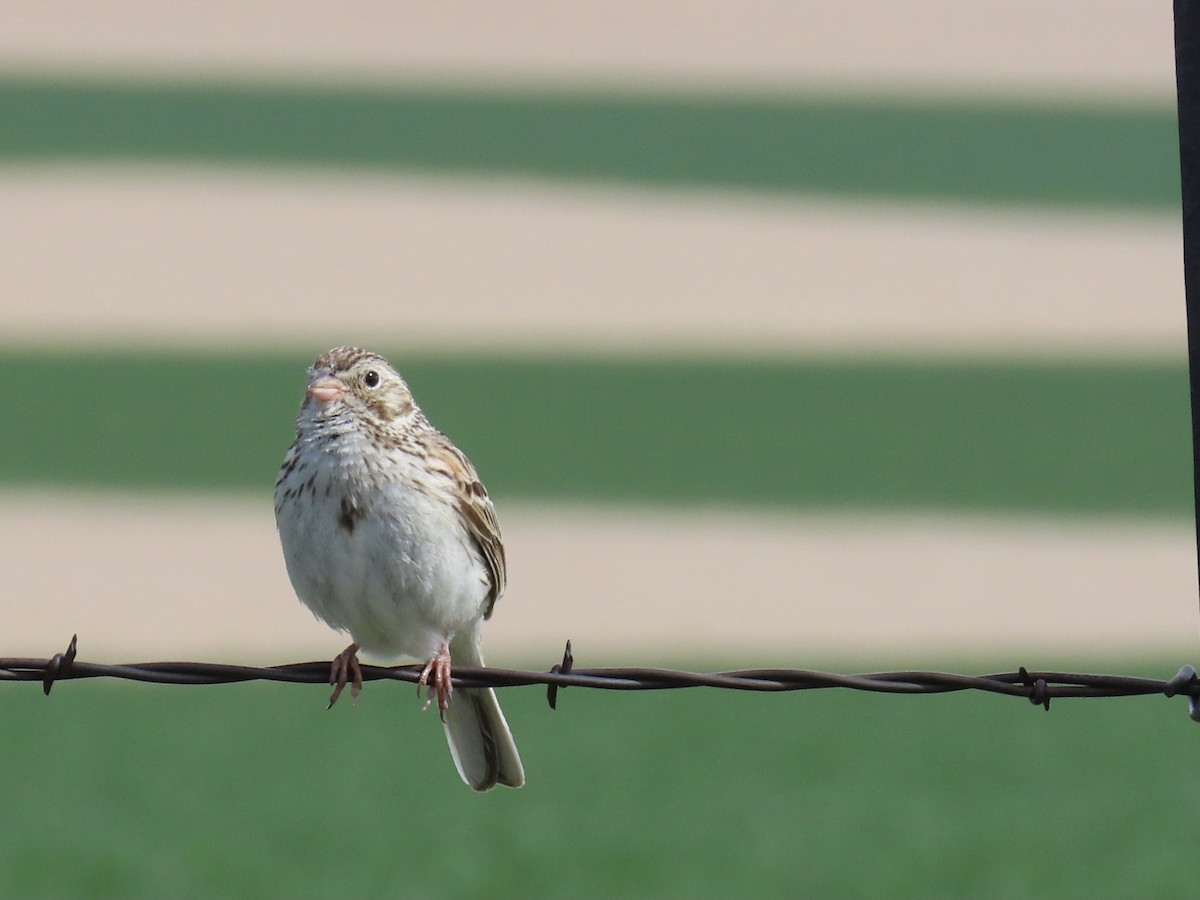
left=274, top=346, right=524, bottom=791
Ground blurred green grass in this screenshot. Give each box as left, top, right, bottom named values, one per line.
left=0, top=349, right=1189, bottom=516
left=0, top=76, right=1178, bottom=210
left=1, top=668, right=1196, bottom=899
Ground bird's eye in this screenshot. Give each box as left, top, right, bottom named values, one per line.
left=363, top=370, right=380, bottom=388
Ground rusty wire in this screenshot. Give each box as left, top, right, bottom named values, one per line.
left=3, top=635, right=1200, bottom=721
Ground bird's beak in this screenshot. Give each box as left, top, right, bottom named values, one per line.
left=307, top=373, right=346, bottom=405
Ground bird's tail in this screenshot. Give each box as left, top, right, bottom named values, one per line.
left=443, top=634, right=525, bottom=791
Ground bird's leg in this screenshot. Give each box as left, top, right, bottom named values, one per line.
left=327, top=642, right=362, bottom=709
left=418, top=640, right=453, bottom=720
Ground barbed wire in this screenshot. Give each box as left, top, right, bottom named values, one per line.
left=4, top=636, right=1200, bottom=721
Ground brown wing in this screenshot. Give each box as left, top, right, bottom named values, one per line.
left=430, top=438, right=507, bottom=618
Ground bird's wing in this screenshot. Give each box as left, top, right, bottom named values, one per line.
left=430, top=438, right=507, bottom=618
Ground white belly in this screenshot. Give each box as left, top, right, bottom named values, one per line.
left=275, top=453, right=490, bottom=661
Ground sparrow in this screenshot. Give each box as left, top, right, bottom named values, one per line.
left=274, top=346, right=524, bottom=791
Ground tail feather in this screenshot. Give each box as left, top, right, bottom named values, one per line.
left=444, top=637, right=524, bottom=791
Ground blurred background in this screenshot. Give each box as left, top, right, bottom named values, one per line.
left=1, top=2, right=1197, bottom=897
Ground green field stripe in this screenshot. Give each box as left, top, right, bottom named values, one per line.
left=0, top=76, right=1179, bottom=210
left=2, top=676, right=1196, bottom=896
left=1, top=350, right=1190, bottom=516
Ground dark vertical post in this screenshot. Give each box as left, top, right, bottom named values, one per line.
left=1175, top=1, right=1200, bottom=608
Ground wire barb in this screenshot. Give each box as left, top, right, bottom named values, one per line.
left=1019, top=666, right=1051, bottom=711
left=1164, top=665, right=1200, bottom=721
left=546, top=640, right=574, bottom=710
left=3, top=637, right=1199, bottom=722
left=42, top=634, right=77, bottom=696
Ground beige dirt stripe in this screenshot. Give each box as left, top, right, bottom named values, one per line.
left=0, top=167, right=1184, bottom=357
left=0, top=2, right=1174, bottom=102
left=5, top=493, right=1194, bottom=664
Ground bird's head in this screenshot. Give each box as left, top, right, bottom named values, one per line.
left=303, top=346, right=416, bottom=427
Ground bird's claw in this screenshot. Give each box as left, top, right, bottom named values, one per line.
left=328, top=643, right=362, bottom=709
left=418, top=642, right=453, bottom=721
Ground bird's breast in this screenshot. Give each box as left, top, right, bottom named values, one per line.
left=275, top=445, right=490, bottom=659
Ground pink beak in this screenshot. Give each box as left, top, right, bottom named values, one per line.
left=307, top=373, right=345, bottom=405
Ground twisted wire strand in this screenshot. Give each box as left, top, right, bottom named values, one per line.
left=3, top=636, right=1198, bottom=719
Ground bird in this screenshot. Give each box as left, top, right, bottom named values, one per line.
left=274, top=346, right=524, bottom=791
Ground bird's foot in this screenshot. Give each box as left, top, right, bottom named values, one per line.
left=327, top=643, right=362, bottom=709
left=418, top=641, right=453, bottom=720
